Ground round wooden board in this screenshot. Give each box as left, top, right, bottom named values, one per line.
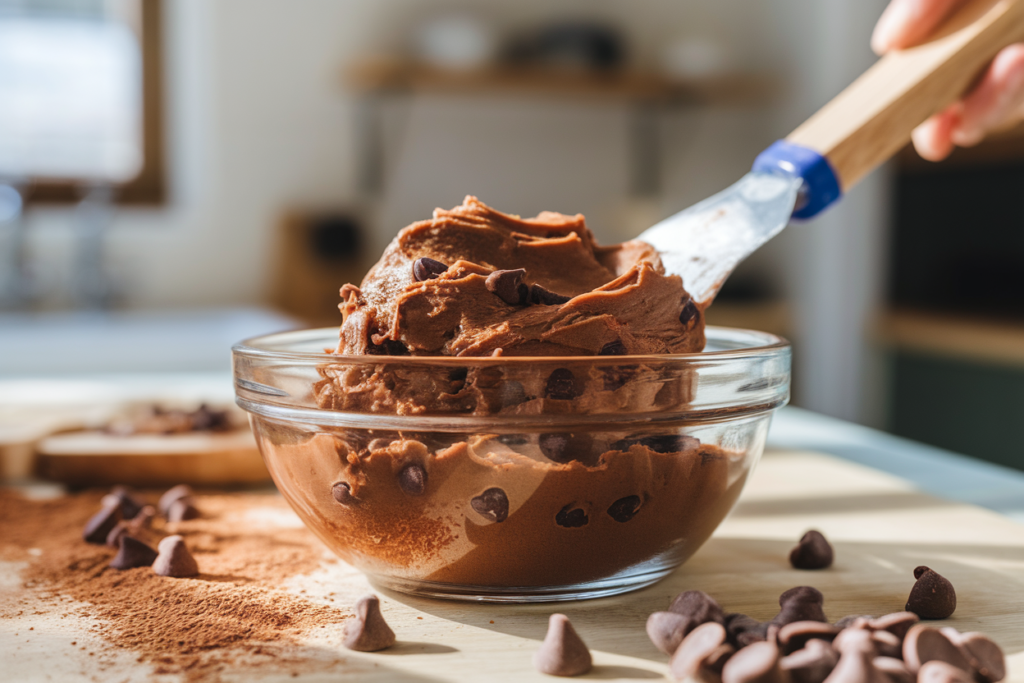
left=34, top=429, right=270, bottom=487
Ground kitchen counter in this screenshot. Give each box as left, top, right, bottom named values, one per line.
left=3, top=400, right=1024, bottom=682
left=770, top=406, right=1024, bottom=522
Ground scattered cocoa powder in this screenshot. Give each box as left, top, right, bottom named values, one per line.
left=0, top=488, right=351, bottom=681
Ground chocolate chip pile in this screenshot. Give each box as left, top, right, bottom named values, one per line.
left=647, top=582, right=1002, bottom=683
left=82, top=484, right=201, bottom=576
left=104, top=403, right=236, bottom=436
left=1, top=486, right=349, bottom=681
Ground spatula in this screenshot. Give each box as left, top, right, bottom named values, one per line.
left=640, top=0, right=1024, bottom=305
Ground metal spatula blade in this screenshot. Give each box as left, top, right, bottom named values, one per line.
left=636, top=171, right=803, bottom=305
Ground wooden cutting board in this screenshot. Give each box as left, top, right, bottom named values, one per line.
left=3, top=448, right=1023, bottom=682
left=34, top=430, right=269, bottom=487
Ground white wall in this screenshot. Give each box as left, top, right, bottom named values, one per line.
left=18, top=0, right=893, bottom=425
left=769, top=0, right=892, bottom=425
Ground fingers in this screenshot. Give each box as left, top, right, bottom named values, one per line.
left=911, top=43, right=1024, bottom=160
left=872, top=0, right=965, bottom=54
left=911, top=105, right=961, bottom=161
left=952, top=43, right=1024, bottom=146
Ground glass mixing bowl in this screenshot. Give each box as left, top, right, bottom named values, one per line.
left=232, top=326, right=790, bottom=602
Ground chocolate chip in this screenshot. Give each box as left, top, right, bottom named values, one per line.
left=725, top=613, right=769, bottom=649
left=380, top=339, right=410, bottom=356
left=873, top=657, right=914, bottom=683
left=669, top=590, right=726, bottom=626
left=398, top=463, right=427, bottom=496
left=109, top=535, right=158, bottom=570
left=102, top=486, right=146, bottom=520
left=647, top=611, right=692, bottom=656
left=771, top=586, right=827, bottom=627
left=607, top=495, right=641, bottom=523
left=778, top=621, right=840, bottom=655
left=500, top=380, right=529, bottom=407
left=866, top=612, right=918, bottom=639
left=539, top=432, right=593, bottom=464
left=166, top=498, right=201, bottom=522
left=650, top=591, right=725, bottom=658
left=533, top=613, right=592, bottom=677
left=153, top=535, right=200, bottom=577
left=789, top=530, right=834, bottom=570
left=530, top=283, right=572, bottom=305
left=870, top=630, right=903, bottom=659
left=680, top=299, right=699, bottom=326
left=332, top=482, right=357, bottom=505
left=669, top=622, right=731, bottom=682
left=903, top=625, right=971, bottom=674
left=780, top=639, right=838, bottom=683
left=132, top=505, right=156, bottom=529
left=158, top=485, right=193, bottom=517
left=106, top=506, right=157, bottom=548
left=485, top=268, right=528, bottom=305
left=471, top=488, right=509, bottom=523
left=827, top=631, right=885, bottom=683
left=833, top=628, right=876, bottom=656
left=539, top=433, right=569, bottom=461
left=105, top=521, right=131, bottom=548
left=599, top=340, right=627, bottom=356
left=189, top=404, right=232, bottom=432
left=704, top=643, right=737, bottom=682
left=906, top=566, right=956, bottom=619
left=943, top=631, right=1005, bottom=683
left=613, top=434, right=700, bottom=454
left=721, top=640, right=785, bottom=683
left=82, top=503, right=122, bottom=545
left=545, top=368, right=580, bottom=400
left=343, top=594, right=396, bottom=652
left=833, top=615, right=872, bottom=630
left=918, top=661, right=974, bottom=683
left=412, top=257, right=447, bottom=281
left=555, top=504, right=588, bottom=528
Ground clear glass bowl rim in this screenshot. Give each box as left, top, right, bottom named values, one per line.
left=232, top=325, right=790, bottom=365
left=232, top=326, right=791, bottom=429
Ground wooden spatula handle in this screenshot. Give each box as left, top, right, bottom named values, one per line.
left=787, top=0, right=1024, bottom=191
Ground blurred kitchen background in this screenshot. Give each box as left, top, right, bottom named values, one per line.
left=2, top=0, right=1023, bottom=472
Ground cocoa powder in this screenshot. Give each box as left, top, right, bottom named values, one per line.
left=0, top=488, right=351, bottom=681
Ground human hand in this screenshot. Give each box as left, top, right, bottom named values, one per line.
left=872, top=0, right=1024, bottom=160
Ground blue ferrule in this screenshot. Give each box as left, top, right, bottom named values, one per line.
left=752, top=140, right=842, bottom=220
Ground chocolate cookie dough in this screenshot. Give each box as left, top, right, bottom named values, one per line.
left=334, top=196, right=705, bottom=359
left=270, top=198, right=747, bottom=591
left=256, top=426, right=748, bottom=587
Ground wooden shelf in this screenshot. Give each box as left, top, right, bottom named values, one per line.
left=875, top=308, right=1024, bottom=368
left=346, top=58, right=774, bottom=105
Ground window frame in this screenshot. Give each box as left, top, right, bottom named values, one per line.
left=23, top=0, right=166, bottom=206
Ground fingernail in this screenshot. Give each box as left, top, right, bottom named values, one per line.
left=872, top=0, right=911, bottom=54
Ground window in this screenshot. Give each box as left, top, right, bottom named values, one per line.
left=0, top=0, right=165, bottom=204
